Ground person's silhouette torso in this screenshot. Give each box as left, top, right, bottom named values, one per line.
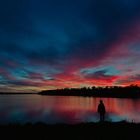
left=97, top=100, right=106, bottom=121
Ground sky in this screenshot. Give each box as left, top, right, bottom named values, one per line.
left=0, top=0, right=140, bottom=92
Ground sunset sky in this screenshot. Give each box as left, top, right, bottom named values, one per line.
left=0, top=0, right=140, bottom=92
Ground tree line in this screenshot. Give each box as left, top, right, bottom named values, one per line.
left=39, top=84, right=140, bottom=98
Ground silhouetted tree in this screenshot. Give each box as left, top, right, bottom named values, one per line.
left=39, top=85, right=140, bottom=98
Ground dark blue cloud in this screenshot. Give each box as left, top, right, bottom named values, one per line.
left=0, top=0, right=140, bottom=64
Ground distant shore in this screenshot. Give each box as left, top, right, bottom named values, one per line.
left=1, top=92, right=140, bottom=98
left=0, top=92, right=36, bottom=95
left=0, top=121, right=139, bottom=140
left=39, top=92, right=140, bottom=98
left=1, top=85, right=140, bottom=98
left=38, top=85, right=140, bottom=98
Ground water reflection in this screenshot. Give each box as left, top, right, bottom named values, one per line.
left=0, top=95, right=140, bottom=124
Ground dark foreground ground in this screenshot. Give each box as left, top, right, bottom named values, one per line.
left=0, top=121, right=140, bottom=140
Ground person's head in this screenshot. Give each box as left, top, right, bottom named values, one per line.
left=100, top=100, right=103, bottom=104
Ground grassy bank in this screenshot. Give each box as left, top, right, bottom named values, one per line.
left=0, top=121, right=139, bottom=140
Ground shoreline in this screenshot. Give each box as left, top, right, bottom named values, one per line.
left=38, top=93, right=140, bottom=98
left=0, top=121, right=139, bottom=140
left=0, top=92, right=140, bottom=98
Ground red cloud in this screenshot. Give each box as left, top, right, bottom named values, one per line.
left=1, top=21, right=140, bottom=92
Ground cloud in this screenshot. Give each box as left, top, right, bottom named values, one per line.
left=116, top=74, right=140, bottom=85
left=0, top=0, right=140, bottom=92
left=82, top=70, right=119, bottom=83
left=0, top=67, right=15, bottom=81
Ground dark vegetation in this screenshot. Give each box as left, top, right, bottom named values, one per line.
left=0, top=121, right=139, bottom=140
left=39, top=84, right=140, bottom=98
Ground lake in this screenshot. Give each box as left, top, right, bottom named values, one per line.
left=0, top=94, right=140, bottom=124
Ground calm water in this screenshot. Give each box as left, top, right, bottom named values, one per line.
left=0, top=94, right=140, bottom=124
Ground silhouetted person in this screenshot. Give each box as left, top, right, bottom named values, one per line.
left=97, top=100, right=106, bottom=122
